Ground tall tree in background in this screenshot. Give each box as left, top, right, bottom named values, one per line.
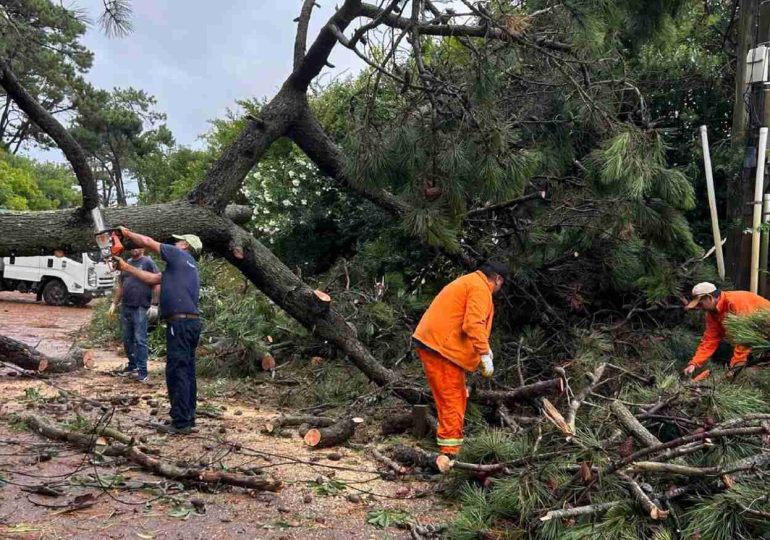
left=0, top=0, right=92, bottom=153
left=70, top=86, right=173, bottom=205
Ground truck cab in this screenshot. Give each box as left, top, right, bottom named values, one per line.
left=0, top=253, right=115, bottom=306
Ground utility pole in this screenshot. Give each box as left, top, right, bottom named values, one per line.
left=726, top=0, right=770, bottom=292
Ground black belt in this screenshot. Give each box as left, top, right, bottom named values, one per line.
left=165, top=313, right=199, bottom=321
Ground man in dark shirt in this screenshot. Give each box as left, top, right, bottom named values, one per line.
left=115, top=228, right=202, bottom=435
left=109, top=248, right=159, bottom=381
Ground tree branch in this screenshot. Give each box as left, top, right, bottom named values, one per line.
left=0, top=59, right=100, bottom=211
left=288, top=106, right=410, bottom=216
left=358, top=2, right=571, bottom=51
left=290, top=0, right=363, bottom=91
left=293, top=0, right=318, bottom=70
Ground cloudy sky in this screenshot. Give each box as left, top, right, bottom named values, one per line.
left=29, top=0, right=363, bottom=162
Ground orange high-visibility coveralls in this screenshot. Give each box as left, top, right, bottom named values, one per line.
left=688, top=290, right=770, bottom=370
left=413, top=271, right=494, bottom=454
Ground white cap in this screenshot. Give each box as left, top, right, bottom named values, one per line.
left=685, top=282, right=717, bottom=310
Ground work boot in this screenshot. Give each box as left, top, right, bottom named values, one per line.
left=134, top=374, right=150, bottom=384
left=151, top=420, right=197, bottom=434
left=116, top=365, right=137, bottom=377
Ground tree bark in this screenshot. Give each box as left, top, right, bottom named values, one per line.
left=0, top=335, right=91, bottom=373
left=303, top=417, right=362, bottom=448
left=263, top=414, right=336, bottom=433
left=610, top=400, right=661, bottom=448
left=473, top=378, right=564, bottom=408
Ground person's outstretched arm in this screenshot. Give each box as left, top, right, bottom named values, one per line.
left=119, top=227, right=162, bottom=255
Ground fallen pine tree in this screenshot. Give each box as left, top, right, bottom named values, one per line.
left=371, top=350, right=770, bottom=540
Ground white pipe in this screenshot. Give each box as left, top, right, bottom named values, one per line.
left=750, top=127, right=769, bottom=293
left=760, top=194, right=770, bottom=296
left=699, top=126, right=725, bottom=280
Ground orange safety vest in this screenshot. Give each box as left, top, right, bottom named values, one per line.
left=413, top=271, right=494, bottom=372
left=689, top=290, right=770, bottom=368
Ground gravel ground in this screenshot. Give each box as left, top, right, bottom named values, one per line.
left=0, top=294, right=456, bottom=539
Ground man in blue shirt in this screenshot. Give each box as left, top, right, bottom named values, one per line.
left=115, top=227, right=202, bottom=435
left=108, top=247, right=159, bottom=382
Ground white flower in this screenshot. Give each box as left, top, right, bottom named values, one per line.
left=301, top=199, right=307, bottom=205
left=282, top=199, right=292, bottom=207
left=288, top=170, right=295, bottom=178
left=292, top=179, right=300, bottom=187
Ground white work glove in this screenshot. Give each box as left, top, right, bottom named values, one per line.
left=479, top=352, right=494, bottom=378
left=107, top=302, right=117, bottom=319
left=146, top=305, right=159, bottom=323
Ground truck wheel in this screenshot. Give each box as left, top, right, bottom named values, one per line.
left=70, top=296, right=91, bottom=307
left=42, top=279, right=68, bottom=306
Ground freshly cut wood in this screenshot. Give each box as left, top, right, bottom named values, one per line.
left=263, top=415, right=335, bottom=434
left=261, top=354, right=277, bottom=371
left=24, top=414, right=281, bottom=491
left=0, top=335, right=92, bottom=373
left=610, top=400, right=661, bottom=448
left=435, top=454, right=453, bottom=473
left=542, top=398, right=573, bottom=436
left=313, top=290, right=332, bottom=303
left=303, top=417, right=364, bottom=448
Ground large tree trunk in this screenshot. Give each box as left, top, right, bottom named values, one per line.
left=0, top=335, right=92, bottom=373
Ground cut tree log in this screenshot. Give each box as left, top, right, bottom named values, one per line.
left=263, top=414, right=336, bottom=434
left=0, top=335, right=93, bottom=373
left=303, top=417, right=364, bottom=448
left=24, top=414, right=281, bottom=491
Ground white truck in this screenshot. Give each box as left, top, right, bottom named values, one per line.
left=0, top=253, right=115, bottom=306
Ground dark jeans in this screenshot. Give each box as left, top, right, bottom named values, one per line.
left=120, top=306, right=149, bottom=377
left=166, top=318, right=202, bottom=429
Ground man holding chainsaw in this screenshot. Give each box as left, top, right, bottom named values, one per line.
left=412, top=261, right=508, bottom=456
left=114, top=228, right=202, bottom=435
left=109, top=247, right=159, bottom=382
left=683, top=282, right=770, bottom=379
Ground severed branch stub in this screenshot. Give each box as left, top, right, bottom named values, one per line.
left=617, top=471, right=669, bottom=520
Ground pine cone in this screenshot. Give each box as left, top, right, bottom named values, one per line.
left=618, top=436, right=634, bottom=458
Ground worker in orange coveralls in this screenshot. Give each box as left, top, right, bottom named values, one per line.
left=683, top=282, right=770, bottom=379
left=413, top=262, right=508, bottom=456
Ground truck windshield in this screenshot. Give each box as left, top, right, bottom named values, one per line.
left=85, top=252, right=101, bottom=263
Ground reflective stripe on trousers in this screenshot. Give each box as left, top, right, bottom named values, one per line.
left=417, top=347, right=467, bottom=455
